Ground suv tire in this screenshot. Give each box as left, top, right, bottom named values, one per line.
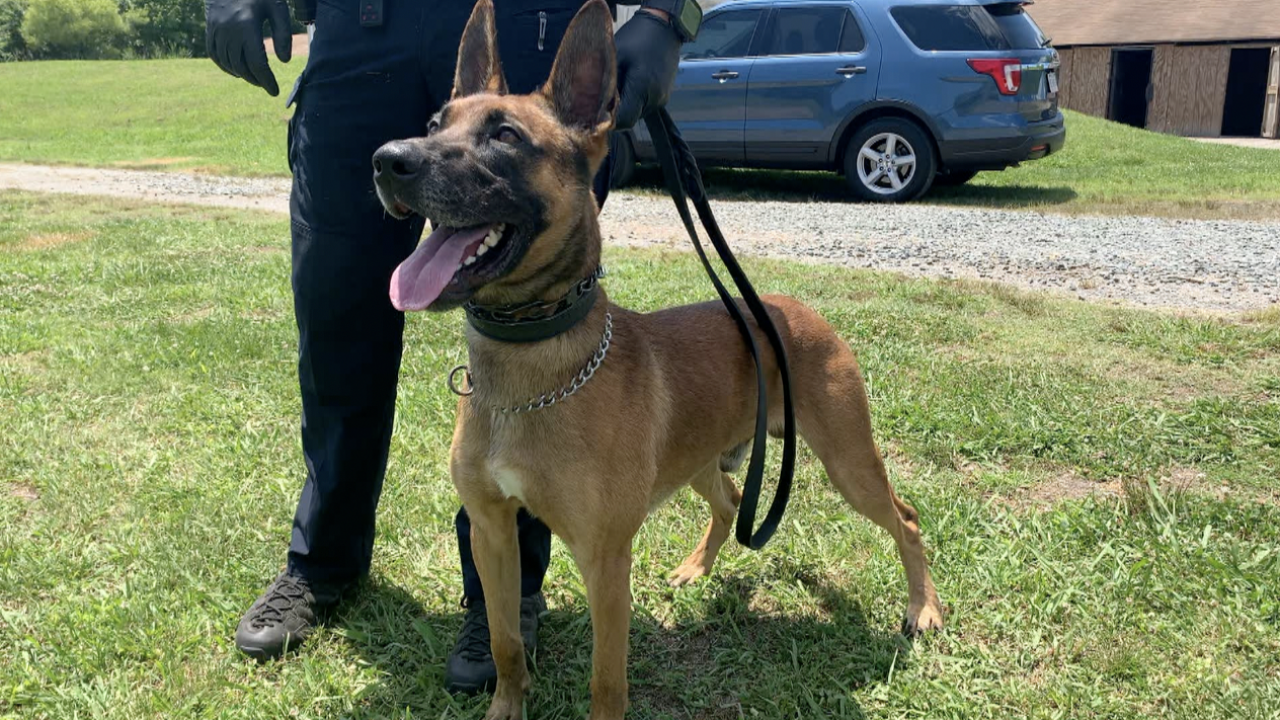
left=843, top=118, right=936, bottom=202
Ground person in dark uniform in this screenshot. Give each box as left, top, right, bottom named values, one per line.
left=203, top=0, right=700, bottom=694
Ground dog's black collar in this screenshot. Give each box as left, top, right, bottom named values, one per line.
left=464, top=267, right=605, bottom=343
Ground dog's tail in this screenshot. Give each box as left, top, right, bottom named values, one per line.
left=719, top=441, right=752, bottom=473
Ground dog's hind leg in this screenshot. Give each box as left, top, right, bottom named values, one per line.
left=669, top=466, right=742, bottom=587
left=796, top=344, right=944, bottom=634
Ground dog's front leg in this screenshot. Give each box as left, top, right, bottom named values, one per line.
left=570, top=539, right=634, bottom=720
left=468, top=500, right=528, bottom=719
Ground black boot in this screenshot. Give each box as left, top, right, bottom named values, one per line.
left=235, top=572, right=350, bottom=661
left=445, top=592, right=546, bottom=695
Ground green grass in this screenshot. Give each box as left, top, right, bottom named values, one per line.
left=3, top=191, right=1280, bottom=719
left=2, top=59, right=1279, bottom=218
left=0, top=59, right=303, bottom=176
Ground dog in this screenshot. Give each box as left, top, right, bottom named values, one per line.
left=371, top=2, right=943, bottom=717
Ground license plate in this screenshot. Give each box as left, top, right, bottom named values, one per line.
left=1047, top=69, right=1059, bottom=94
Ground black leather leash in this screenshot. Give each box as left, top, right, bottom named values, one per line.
left=645, top=108, right=797, bottom=550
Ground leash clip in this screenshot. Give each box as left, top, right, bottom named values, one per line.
left=447, top=365, right=474, bottom=397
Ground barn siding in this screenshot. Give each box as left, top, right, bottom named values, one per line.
left=1148, top=45, right=1231, bottom=136
left=1062, top=46, right=1112, bottom=117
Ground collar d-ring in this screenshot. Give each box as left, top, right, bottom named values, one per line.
left=447, top=364, right=474, bottom=396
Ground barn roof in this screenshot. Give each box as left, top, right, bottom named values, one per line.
left=1027, top=0, right=1280, bottom=47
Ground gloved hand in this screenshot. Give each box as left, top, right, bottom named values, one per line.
left=205, top=0, right=294, bottom=97
left=614, top=10, right=682, bottom=130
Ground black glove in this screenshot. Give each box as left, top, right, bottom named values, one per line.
left=614, top=10, right=682, bottom=130
left=205, top=0, right=294, bottom=97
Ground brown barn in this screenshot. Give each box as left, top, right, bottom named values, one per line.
left=1028, top=0, right=1280, bottom=138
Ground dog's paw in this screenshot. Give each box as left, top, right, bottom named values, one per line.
left=483, top=697, right=524, bottom=720
left=667, top=562, right=709, bottom=588
left=901, top=602, right=945, bottom=636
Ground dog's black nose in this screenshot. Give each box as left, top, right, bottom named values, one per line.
left=373, top=141, right=423, bottom=182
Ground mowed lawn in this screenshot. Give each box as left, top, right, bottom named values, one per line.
left=0, top=59, right=303, bottom=177
left=2, top=191, right=1279, bottom=719
left=2, top=59, right=1280, bottom=219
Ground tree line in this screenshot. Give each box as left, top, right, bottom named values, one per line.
left=1, top=0, right=300, bottom=61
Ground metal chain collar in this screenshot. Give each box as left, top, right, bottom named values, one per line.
left=447, top=312, right=613, bottom=415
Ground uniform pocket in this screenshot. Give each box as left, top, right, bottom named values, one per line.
left=496, top=1, right=583, bottom=93
left=286, top=69, right=307, bottom=109
left=286, top=69, right=309, bottom=173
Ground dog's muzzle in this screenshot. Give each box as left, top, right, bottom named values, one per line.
left=372, top=141, right=422, bottom=217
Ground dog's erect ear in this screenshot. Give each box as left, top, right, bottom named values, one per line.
left=540, top=0, right=618, bottom=133
left=453, top=0, right=507, bottom=99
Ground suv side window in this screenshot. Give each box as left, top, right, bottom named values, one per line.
left=889, top=5, right=1010, bottom=51
left=839, top=10, right=866, bottom=52
left=760, top=6, right=847, bottom=56
left=680, top=9, right=764, bottom=60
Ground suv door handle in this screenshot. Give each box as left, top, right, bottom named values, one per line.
left=836, top=65, right=867, bottom=77
left=711, top=70, right=740, bottom=82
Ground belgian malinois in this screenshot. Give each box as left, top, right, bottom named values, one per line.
left=371, top=2, right=943, bottom=717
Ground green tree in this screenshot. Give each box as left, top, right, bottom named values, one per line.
left=20, top=0, right=129, bottom=59
left=0, top=0, right=28, bottom=61
left=120, top=0, right=204, bottom=57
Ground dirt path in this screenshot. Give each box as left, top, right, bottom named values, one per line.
left=2, top=162, right=1277, bottom=313
left=1190, top=137, right=1280, bottom=151
left=0, top=163, right=292, bottom=213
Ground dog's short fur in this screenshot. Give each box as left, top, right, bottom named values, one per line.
left=373, top=3, right=943, bottom=717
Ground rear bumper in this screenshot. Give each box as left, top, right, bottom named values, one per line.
left=939, top=118, right=1066, bottom=171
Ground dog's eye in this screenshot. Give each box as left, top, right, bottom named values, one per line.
left=427, top=119, right=441, bottom=136
left=494, top=126, right=522, bottom=145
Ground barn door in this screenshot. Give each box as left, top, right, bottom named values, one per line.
left=1264, top=46, right=1279, bottom=139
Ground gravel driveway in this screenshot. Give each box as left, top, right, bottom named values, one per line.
left=3, top=162, right=1277, bottom=313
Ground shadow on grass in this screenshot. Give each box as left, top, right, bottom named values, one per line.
left=624, top=165, right=1077, bottom=210
left=924, top=183, right=1078, bottom=210
left=625, top=166, right=853, bottom=203
left=331, top=572, right=909, bottom=719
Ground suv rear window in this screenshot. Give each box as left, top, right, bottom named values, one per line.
left=891, top=3, right=1047, bottom=51
left=986, top=2, right=1048, bottom=48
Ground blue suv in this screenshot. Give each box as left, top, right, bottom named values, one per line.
left=622, top=0, right=1066, bottom=202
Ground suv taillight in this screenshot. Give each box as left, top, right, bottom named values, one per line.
left=968, top=58, right=1022, bottom=95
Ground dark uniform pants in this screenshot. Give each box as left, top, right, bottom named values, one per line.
left=285, top=0, right=608, bottom=601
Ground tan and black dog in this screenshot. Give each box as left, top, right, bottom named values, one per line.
left=371, top=2, right=943, bottom=717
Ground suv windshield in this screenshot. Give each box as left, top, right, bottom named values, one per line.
left=891, top=3, right=1048, bottom=51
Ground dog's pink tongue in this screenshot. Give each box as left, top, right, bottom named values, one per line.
left=390, top=225, right=492, bottom=311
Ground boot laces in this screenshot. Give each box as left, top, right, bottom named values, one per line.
left=454, top=602, right=493, bottom=661
left=248, top=574, right=312, bottom=630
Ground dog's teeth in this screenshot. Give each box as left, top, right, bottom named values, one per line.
left=477, top=244, right=490, bottom=256
left=464, top=256, right=477, bottom=266
left=483, top=234, right=498, bottom=248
